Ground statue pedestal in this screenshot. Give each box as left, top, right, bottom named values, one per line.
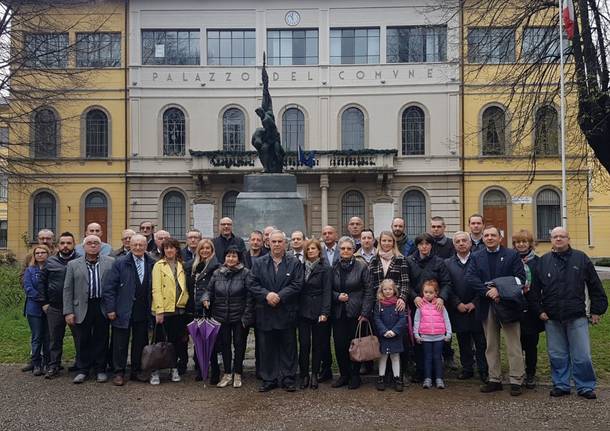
left=233, top=174, right=305, bottom=239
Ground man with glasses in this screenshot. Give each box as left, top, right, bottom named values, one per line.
left=139, top=221, right=156, bottom=252
left=111, top=229, right=136, bottom=258
left=181, top=229, right=202, bottom=263
left=213, top=217, right=246, bottom=262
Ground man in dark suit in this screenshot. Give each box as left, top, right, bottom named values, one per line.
left=248, top=230, right=303, bottom=392
left=103, top=234, right=154, bottom=385
left=63, top=235, right=115, bottom=384
left=181, top=229, right=202, bottom=264
left=321, top=225, right=340, bottom=266
left=213, top=217, right=246, bottom=262
left=288, top=230, right=306, bottom=263
left=465, top=225, right=526, bottom=396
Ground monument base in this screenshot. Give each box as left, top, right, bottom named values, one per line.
left=233, top=174, right=305, bottom=239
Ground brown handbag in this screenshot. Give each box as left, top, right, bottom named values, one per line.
left=141, top=323, right=177, bottom=371
left=349, top=320, right=381, bottom=362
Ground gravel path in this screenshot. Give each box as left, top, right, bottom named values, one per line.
left=2, top=365, right=608, bottom=431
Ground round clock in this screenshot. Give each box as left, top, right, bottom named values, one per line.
left=285, top=10, right=301, bottom=26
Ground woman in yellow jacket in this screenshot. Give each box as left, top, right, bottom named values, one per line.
left=150, top=237, right=189, bottom=385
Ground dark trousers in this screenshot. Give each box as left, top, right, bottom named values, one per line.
left=74, top=299, right=109, bottom=374
left=319, top=327, right=333, bottom=378
left=26, top=314, right=50, bottom=367
left=217, top=321, right=248, bottom=375
left=456, top=331, right=488, bottom=375
left=443, top=341, right=454, bottom=360
left=154, top=314, right=188, bottom=370
left=423, top=340, right=444, bottom=380
left=298, top=317, right=330, bottom=377
left=258, top=327, right=298, bottom=386
left=332, top=316, right=360, bottom=379
left=46, top=305, right=66, bottom=370
left=521, top=331, right=540, bottom=377
left=112, top=320, right=149, bottom=375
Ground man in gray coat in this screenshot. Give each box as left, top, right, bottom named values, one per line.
left=64, top=235, right=115, bottom=384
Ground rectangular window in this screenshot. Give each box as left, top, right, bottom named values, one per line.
left=387, top=26, right=447, bottom=63
left=0, top=127, right=8, bottom=146
left=330, top=28, right=380, bottom=64
left=468, top=28, right=515, bottom=64
left=0, top=220, right=7, bottom=248
left=207, top=30, right=256, bottom=65
left=522, top=27, right=569, bottom=63
left=76, top=32, right=121, bottom=67
left=0, top=175, right=7, bottom=202
left=142, top=30, right=200, bottom=65
left=25, top=33, right=69, bottom=68
left=267, top=29, right=318, bottom=65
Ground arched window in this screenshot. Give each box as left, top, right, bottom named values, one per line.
left=482, top=106, right=506, bottom=155
left=341, top=190, right=365, bottom=234
left=163, top=191, right=186, bottom=240
left=33, top=108, right=58, bottom=158
left=282, top=108, right=304, bottom=151
left=85, top=109, right=109, bottom=158
left=84, top=191, right=108, bottom=243
left=402, top=106, right=425, bottom=156
left=534, top=105, right=559, bottom=156
left=402, top=190, right=426, bottom=238
left=163, top=108, right=185, bottom=156
left=341, top=107, right=364, bottom=151
left=222, top=191, right=239, bottom=220
left=483, top=189, right=508, bottom=246
left=223, top=108, right=245, bottom=151
left=33, top=192, right=56, bottom=240
left=536, top=189, right=561, bottom=241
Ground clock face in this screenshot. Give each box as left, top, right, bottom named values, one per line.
left=285, top=10, right=301, bottom=26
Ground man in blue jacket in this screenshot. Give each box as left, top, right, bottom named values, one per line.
left=532, top=227, right=607, bottom=400
left=102, top=234, right=154, bottom=385
left=248, top=230, right=303, bottom=392
left=465, top=225, right=526, bottom=396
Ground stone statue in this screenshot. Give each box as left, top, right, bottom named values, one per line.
left=252, top=54, right=285, bottom=173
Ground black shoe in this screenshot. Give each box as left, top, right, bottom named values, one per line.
left=394, top=377, right=403, bottom=392
left=45, top=368, right=60, bottom=379
left=130, top=372, right=149, bottom=382
left=376, top=376, right=385, bottom=391
left=32, top=366, right=43, bottom=376
left=310, top=375, right=318, bottom=389
left=284, top=384, right=297, bottom=392
left=299, top=375, right=310, bottom=389
left=578, top=391, right=597, bottom=400
left=21, top=363, right=34, bottom=372
left=258, top=382, right=278, bottom=393
left=550, top=387, right=571, bottom=397
left=348, top=376, right=361, bottom=390
left=68, top=364, right=78, bottom=372
left=480, top=381, right=503, bottom=393
left=510, top=384, right=523, bottom=396
left=458, top=371, right=474, bottom=380
left=195, top=374, right=203, bottom=382
left=525, top=375, right=536, bottom=389
left=331, top=376, right=349, bottom=388
left=318, top=371, right=333, bottom=383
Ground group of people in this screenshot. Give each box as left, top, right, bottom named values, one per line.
left=21, top=214, right=607, bottom=399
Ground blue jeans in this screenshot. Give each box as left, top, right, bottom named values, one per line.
left=545, top=317, right=596, bottom=393
left=423, top=340, right=444, bottom=380
left=26, top=314, right=50, bottom=367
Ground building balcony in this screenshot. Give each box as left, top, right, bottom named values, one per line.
left=189, top=149, right=397, bottom=175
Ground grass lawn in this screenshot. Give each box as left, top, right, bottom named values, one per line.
left=1, top=264, right=608, bottom=381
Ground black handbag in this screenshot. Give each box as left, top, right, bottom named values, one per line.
left=141, top=323, right=177, bottom=371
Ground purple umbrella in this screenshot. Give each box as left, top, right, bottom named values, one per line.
left=197, top=318, right=221, bottom=380
left=187, top=319, right=206, bottom=378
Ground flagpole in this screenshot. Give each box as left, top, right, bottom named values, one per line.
left=558, top=0, right=568, bottom=229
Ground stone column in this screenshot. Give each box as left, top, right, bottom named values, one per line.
left=320, top=174, right=329, bottom=227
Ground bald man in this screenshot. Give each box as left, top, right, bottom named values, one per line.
left=347, top=217, right=364, bottom=250
left=532, top=227, right=607, bottom=399
left=213, top=217, right=246, bottom=262
left=321, top=225, right=339, bottom=266
left=75, top=223, right=112, bottom=256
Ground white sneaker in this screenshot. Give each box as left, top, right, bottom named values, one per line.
left=422, top=378, right=432, bottom=389
left=436, top=378, right=445, bottom=389
left=171, top=368, right=181, bottom=382
left=150, top=372, right=160, bottom=385
left=217, top=373, right=233, bottom=388
left=233, top=374, right=242, bottom=388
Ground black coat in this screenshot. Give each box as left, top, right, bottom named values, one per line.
left=38, top=252, right=80, bottom=307
left=432, top=236, right=455, bottom=259
left=247, top=254, right=304, bottom=331
left=521, top=255, right=544, bottom=334
left=531, top=248, right=608, bottom=321
left=213, top=234, right=246, bottom=264
left=464, top=247, right=526, bottom=321
left=406, top=253, right=452, bottom=303
left=444, top=254, right=484, bottom=333
left=203, top=265, right=254, bottom=326
left=369, top=254, right=410, bottom=302
left=299, top=262, right=332, bottom=320
left=330, top=258, right=374, bottom=320
left=186, top=257, right=220, bottom=317
left=102, top=252, right=154, bottom=328
left=243, top=247, right=268, bottom=269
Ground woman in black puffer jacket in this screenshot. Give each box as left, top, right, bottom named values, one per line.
left=203, top=245, right=254, bottom=388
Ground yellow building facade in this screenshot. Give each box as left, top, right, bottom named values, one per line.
left=6, top=1, right=127, bottom=256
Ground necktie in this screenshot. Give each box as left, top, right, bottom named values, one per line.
left=136, top=257, right=144, bottom=283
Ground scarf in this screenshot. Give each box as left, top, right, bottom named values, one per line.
left=519, top=248, right=536, bottom=263
left=304, top=258, right=319, bottom=281
left=378, top=250, right=394, bottom=275
left=380, top=296, right=398, bottom=307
